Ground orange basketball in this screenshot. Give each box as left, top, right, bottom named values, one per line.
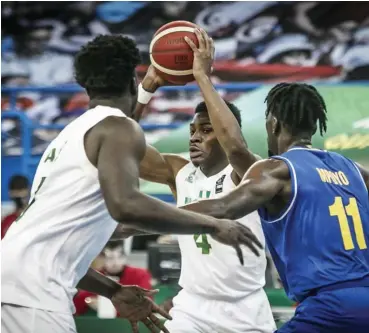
left=149, top=21, right=200, bottom=84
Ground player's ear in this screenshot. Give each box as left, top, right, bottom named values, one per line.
left=272, top=116, right=280, bottom=135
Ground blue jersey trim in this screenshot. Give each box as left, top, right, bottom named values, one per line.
left=264, top=156, right=298, bottom=223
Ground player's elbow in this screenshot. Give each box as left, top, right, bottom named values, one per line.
left=106, top=191, right=142, bottom=223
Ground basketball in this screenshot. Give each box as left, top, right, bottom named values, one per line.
left=149, top=20, right=200, bottom=84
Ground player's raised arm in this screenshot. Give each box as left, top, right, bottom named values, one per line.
left=185, top=29, right=259, bottom=180
left=183, top=159, right=289, bottom=219
left=133, top=66, right=188, bottom=196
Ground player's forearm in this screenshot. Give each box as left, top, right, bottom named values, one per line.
left=77, top=268, right=121, bottom=299
left=196, top=74, right=257, bottom=175
left=110, top=225, right=156, bottom=240
left=183, top=181, right=262, bottom=220
left=120, top=191, right=218, bottom=234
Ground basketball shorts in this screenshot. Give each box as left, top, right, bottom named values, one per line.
left=1, top=303, right=77, bottom=333
left=164, top=288, right=276, bottom=333
left=276, top=287, right=369, bottom=333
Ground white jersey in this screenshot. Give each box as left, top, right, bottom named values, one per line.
left=176, top=163, right=266, bottom=300
left=1, top=106, right=124, bottom=314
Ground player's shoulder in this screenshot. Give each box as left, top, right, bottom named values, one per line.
left=245, top=158, right=290, bottom=180
left=91, top=115, right=145, bottom=146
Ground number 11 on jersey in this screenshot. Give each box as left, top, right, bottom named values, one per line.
left=329, top=196, right=367, bottom=250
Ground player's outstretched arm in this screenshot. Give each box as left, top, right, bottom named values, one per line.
left=86, top=116, right=216, bottom=234
left=183, top=159, right=289, bottom=219
left=185, top=29, right=259, bottom=180
left=86, top=116, right=263, bottom=258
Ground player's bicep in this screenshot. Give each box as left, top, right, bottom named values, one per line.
left=139, top=145, right=174, bottom=185
left=223, top=159, right=287, bottom=219
left=96, top=118, right=146, bottom=220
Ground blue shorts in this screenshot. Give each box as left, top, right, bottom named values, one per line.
left=276, top=287, right=369, bottom=333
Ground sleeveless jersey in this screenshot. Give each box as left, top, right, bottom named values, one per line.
left=176, top=163, right=266, bottom=300
left=1, top=106, right=125, bottom=314
left=258, top=147, right=369, bottom=302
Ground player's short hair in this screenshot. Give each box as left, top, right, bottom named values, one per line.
left=9, top=175, right=29, bottom=190
left=265, top=83, right=327, bottom=136
left=195, top=100, right=242, bottom=127
left=74, top=35, right=141, bottom=98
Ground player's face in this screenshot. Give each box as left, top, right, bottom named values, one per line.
left=189, top=113, right=219, bottom=167
left=265, top=112, right=278, bottom=157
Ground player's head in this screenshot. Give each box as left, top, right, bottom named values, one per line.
left=8, top=175, right=30, bottom=210
left=189, top=100, right=242, bottom=167
left=265, top=83, right=327, bottom=156
left=74, top=35, right=141, bottom=116
left=103, top=240, right=126, bottom=275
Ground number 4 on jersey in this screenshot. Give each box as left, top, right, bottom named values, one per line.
left=193, top=234, right=212, bottom=254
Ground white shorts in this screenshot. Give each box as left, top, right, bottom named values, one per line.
left=164, top=288, right=276, bottom=333
left=1, top=303, right=76, bottom=333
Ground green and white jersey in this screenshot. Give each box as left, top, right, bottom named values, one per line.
left=175, top=162, right=266, bottom=300
left=2, top=106, right=124, bottom=314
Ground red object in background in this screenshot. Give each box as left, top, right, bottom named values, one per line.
left=1, top=213, right=19, bottom=239
left=73, top=266, right=152, bottom=316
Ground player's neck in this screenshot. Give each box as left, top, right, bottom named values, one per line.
left=200, top=157, right=229, bottom=178
left=279, top=135, right=313, bottom=153
left=89, top=98, right=133, bottom=117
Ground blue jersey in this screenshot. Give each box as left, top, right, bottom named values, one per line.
left=258, top=147, right=369, bottom=302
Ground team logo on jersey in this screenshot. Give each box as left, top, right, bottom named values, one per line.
left=185, top=170, right=196, bottom=183
left=215, top=175, right=226, bottom=194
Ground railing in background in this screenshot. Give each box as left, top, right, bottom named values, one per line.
left=2, top=81, right=369, bottom=200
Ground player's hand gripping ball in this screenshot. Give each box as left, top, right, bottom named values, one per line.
left=149, top=20, right=200, bottom=84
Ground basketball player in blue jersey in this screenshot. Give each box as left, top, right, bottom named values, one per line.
left=182, top=79, right=369, bottom=330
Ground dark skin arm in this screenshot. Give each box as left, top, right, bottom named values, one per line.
left=84, top=115, right=220, bottom=235
left=139, top=144, right=188, bottom=199
left=182, top=159, right=290, bottom=220
left=186, top=28, right=260, bottom=182
left=134, top=66, right=188, bottom=198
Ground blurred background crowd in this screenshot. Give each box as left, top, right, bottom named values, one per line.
left=1, top=1, right=369, bottom=332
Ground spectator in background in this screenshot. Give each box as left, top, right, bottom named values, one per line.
left=2, top=23, right=74, bottom=86
left=73, top=240, right=152, bottom=316
left=1, top=175, right=30, bottom=239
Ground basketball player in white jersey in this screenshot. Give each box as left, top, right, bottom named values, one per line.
left=135, top=29, right=275, bottom=333
left=1, top=35, right=263, bottom=333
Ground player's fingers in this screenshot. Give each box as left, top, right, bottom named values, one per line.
left=210, top=38, right=215, bottom=59
left=200, top=28, right=210, bottom=52
left=152, top=302, right=172, bottom=320
left=130, top=321, right=139, bottom=333
left=239, top=234, right=260, bottom=257
left=142, top=318, right=158, bottom=333
left=142, top=289, right=159, bottom=297
left=149, top=314, right=170, bottom=333
left=184, top=36, right=198, bottom=52
left=234, top=245, right=244, bottom=265
left=239, top=225, right=263, bottom=249
left=195, top=28, right=205, bottom=50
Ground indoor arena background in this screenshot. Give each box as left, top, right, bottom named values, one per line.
left=1, top=1, right=369, bottom=332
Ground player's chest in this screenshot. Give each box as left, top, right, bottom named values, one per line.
left=179, top=173, right=232, bottom=206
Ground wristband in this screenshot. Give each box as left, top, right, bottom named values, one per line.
left=138, top=83, right=154, bottom=105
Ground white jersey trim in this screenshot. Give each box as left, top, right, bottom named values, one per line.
left=265, top=156, right=298, bottom=224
